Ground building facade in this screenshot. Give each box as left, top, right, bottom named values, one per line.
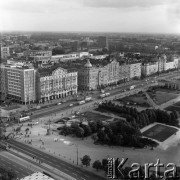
left=51, top=53, right=80, bottom=63
left=0, top=64, right=36, bottom=104
left=119, top=64, right=130, bottom=82
left=36, top=67, right=78, bottom=102
left=129, top=63, right=141, bottom=79
left=24, top=50, right=52, bottom=58
left=1, top=47, right=10, bottom=59
left=142, top=55, right=179, bottom=76
left=97, top=36, right=108, bottom=49
left=78, top=59, right=120, bottom=90
left=141, top=62, right=158, bottom=76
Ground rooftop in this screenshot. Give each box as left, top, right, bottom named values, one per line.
left=20, top=172, right=54, bottom=180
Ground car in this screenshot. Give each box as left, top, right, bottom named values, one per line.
left=57, top=102, right=62, bottom=105
left=69, top=104, right=73, bottom=107
left=75, top=111, right=80, bottom=115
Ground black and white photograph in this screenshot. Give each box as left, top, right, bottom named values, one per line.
left=0, top=0, right=180, bottom=179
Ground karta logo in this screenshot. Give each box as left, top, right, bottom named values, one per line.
left=107, top=158, right=179, bottom=179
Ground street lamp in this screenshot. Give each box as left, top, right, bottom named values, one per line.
left=75, top=144, right=79, bottom=165
left=71, top=143, right=78, bottom=165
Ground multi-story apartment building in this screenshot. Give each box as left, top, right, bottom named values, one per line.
left=165, top=57, right=178, bottom=71
left=141, top=62, right=158, bottom=76
left=36, top=67, right=78, bottom=102
left=0, top=64, right=36, bottom=104
left=142, top=55, right=179, bottom=76
left=119, top=64, right=130, bottom=82
left=1, top=47, right=10, bottom=59
left=78, top=59, right=120, bottom=90
left=129, top=63, right=141, bottom=79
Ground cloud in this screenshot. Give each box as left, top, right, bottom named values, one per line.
left=83, top=0, right=171, bottom=9
left=0, top=0, right=82, bottom=14
left=166, top=1, right=180, bottom=26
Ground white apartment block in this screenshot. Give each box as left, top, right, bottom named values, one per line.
left=36, top=67, right=78, bottom=102
left=142, top=62, right=158, bottom=76
left=129, top=63, right=141, bottom=79
left=0, top=64, right=36, bottom=104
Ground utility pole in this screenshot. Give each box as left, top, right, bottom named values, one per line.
left=76, top=144, right=78, bottom=165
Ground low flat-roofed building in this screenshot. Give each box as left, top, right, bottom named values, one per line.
left=51, top=53, right=80, bottom=62
left=20, top=172, right=55, bottom=180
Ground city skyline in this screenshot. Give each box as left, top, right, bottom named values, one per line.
left=0, top=0, right=180, bottom=34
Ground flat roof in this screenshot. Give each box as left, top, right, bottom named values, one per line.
left=20, top=172, right=54, bottom=180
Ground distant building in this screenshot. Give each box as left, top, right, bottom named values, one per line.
left=36, top=66, right=78, bottom=102
left=34, top=56, right=51, bottom=65
left=1, top=47, right=10, bottom=59
left=51, top=53, right=80, bottom=63
left=24, top=50, right=52, bottom=58
left=97, top=36, right=108, bottom=49
left=90, top=54, right=109, bottom=60
left=0, top=64, right=37, bottom=104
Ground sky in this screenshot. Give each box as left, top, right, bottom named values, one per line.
left=0, top=0, right=180, bottom=34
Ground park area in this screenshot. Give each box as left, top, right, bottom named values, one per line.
left=147, top=88, right=179, bottom=105
left=117, top=91, right=150, bottom=107
left=142, top=123, right=178, bottom=142
left=80, top=111, right=111, bottom=122
left=165, top=101, right=180, bottom=113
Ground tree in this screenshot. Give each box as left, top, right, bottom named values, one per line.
left=52, top=47, right=65, bottom=55
left=89, top=122, right=97, bottom=133
left=91, top=134, right=98, bottom=142
left=81, top=155, right=91, bottom=167
left=0, top=167, right=17, bottom=179
left=81, top=125, right=92, bottom=137
left=75, top=127, right=84, bottom=138
left=92, top=160, right=102, bottom=171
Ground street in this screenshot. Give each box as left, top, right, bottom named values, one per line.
left=28, top=70, right=180, bottom=119
left=6, top=139, right=106, bottom=180
left=0, top=153, right=33, bottom=179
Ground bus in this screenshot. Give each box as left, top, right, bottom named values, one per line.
left=19, top=116, right=31, bottom=122
left=78, top=100, right=85, bottom=105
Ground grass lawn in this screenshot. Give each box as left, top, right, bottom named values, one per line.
left=142, top=124, right=178, bottom=142
left=165, top=106, right=180, bottom=112
left=117, top=93, right=150, bottom=107
left=2, top=105, right=20, bottom=110
left=82, top=111, right=111, bottom=122
left=148, top=91, right=178, bottom=105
